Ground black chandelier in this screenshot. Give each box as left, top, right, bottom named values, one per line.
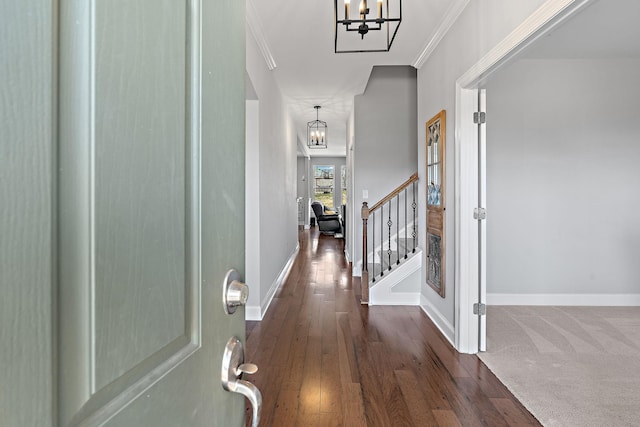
left=307, top=106, right=328, bottom=149
left=334, top=0, right=402, bottom=53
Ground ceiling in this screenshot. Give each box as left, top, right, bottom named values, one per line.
left=248, top=0, right=465, bottom=157
left=249, top=0, right=640, bottom=158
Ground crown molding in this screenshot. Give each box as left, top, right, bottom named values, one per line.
left=457, top=0, right=593, bottom=87
left=246, top=0, right=277, bottom=70
left=412, top=0, right=471, bottom=69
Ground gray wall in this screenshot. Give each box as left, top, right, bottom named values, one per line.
left=486, top=58, right=640, bottom=295
left=297, top=156, right=308, bottom=201
left=297, top=155, right=310, bottom=226
left=353, top=66, right=418, bottom=270
left=417, top=0, right=547, bottom=334
left=346, top=110, right=356, bottom=262
left=1, top=2, right=55, bottom=425
left=246, top=25, right=298, bottom=316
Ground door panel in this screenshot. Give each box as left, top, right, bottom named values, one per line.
left=93, top=0, right=188, bottom=391
left=58, top=0, right=246, bottom=425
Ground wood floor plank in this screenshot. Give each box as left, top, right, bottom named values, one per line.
left=245, top=229, right=541, bottom=427
left=490, top=397, right=541, bottom=426
left=395, top=369, right=439, bottom=425
left=366, top=342, right=413, bottom=426
left=433, top=409, right=463, bottom=427
left=336, top=312, right=360, bottom=384
left=298, top=335, right=322, bottom=416
left=320, top=352, right=342, bottom=414
left=270, top=388, right=300, bottom=426
left=341, top=383, right=367, bottom=427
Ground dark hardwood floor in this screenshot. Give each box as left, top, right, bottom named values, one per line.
left=245, top=228, right=540, bottom=426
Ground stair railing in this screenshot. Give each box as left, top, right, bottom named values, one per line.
left=361, top=173, right=418, bottom=304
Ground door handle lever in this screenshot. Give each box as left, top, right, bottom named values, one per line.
left=228, top=379, right=261, bottom=427
left=221, top=337, right=262, bottom=427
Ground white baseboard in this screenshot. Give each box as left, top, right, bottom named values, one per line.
left=304, top=224, right=310, bottom=230
left=487, top=293, right=640, bottom=306
left=371, top=292, right=420, bottom=306
left=245, top=306, right=262, bottom=321
left=245, top=243, right=299, bottom=321
left=352, top=264, right=362, bottom=277
left=420, top=295, right=455, bottom=347
left=369, top=251, right=422, bottom=306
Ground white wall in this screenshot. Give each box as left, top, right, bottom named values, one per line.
left=246, top=26, right=298, bottom=319
left=417, top=0, right=547, bottom=334
left=485, top=58, right=640, bottom=299
left=353, top=66, right=418, bottom=273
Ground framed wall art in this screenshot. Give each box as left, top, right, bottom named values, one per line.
left=426, top=110, right=446, bottom=297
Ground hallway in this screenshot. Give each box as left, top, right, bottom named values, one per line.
left=245, top=228, right=540, bottom=426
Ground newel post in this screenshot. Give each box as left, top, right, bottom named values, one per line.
left=361, top=202, right=369, bottom=304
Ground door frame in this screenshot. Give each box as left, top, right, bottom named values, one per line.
left=453, top=0, right=595, bottom=354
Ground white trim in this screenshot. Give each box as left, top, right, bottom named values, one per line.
left=244, top=305, right=262, bottom=321
left=487, top=293, right=640, bottom=306
left=412, top=0, right=471, bottom=69
left=352, top=265, right=362, bottom=277
left=371, top=250, right=421, bottom=290
left=372, top=292, right=420, bottom=306
left=369, top=251, right=422, bottom=305
left=454, top=87, right=479, bottom=354
left=457, top=0, right=593, bottom=87
left=420, top=295, right=455, bottom=347
left=454, top=0, right=594, bottom=355
left=246, top=0, right=277, bottom=70
left=478, top=89, right=486, bottom=352
left=245, top=243, right=299, bottom=321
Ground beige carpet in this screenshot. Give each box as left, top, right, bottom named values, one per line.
left=478, top=306, right=640, bottom=427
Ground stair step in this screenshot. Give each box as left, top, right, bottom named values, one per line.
left=396, top=237, right=417, bottom=254
left=365, top=245, right=421, bottom=284
left=367, top=263, right=386, bottom=282
left=378, top=250, right=403, bottom=269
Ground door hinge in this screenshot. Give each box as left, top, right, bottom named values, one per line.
left=473, top=303, right=486, bottom=316
left=473, top=207, right=486, bottom=220
left=473, top=111, right=486, bottom=124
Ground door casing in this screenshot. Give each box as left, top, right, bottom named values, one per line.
left=453, top=0, right=594, bottom=354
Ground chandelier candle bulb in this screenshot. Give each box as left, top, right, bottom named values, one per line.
left=334, top=0, right=401, bottom=53
left=307, top=105, right=328, bottom=149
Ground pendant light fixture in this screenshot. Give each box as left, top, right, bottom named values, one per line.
left=307, top=106, right=328, bottom=149
left=334, top=0, right=402, bottom=53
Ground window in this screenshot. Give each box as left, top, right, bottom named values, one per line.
left=313, top=165, right=334, bottom=209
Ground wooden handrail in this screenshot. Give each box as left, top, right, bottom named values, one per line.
left=360, top=173, right=418, bottom=304
left=368, top=173, right=418, bottom=213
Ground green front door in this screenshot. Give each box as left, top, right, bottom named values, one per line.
left=55, top=0, right=249, bottom=425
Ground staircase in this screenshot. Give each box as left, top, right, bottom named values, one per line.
left=367, top=237, right=416, bottom=278
left=361, top=173, right=421, bottom=305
